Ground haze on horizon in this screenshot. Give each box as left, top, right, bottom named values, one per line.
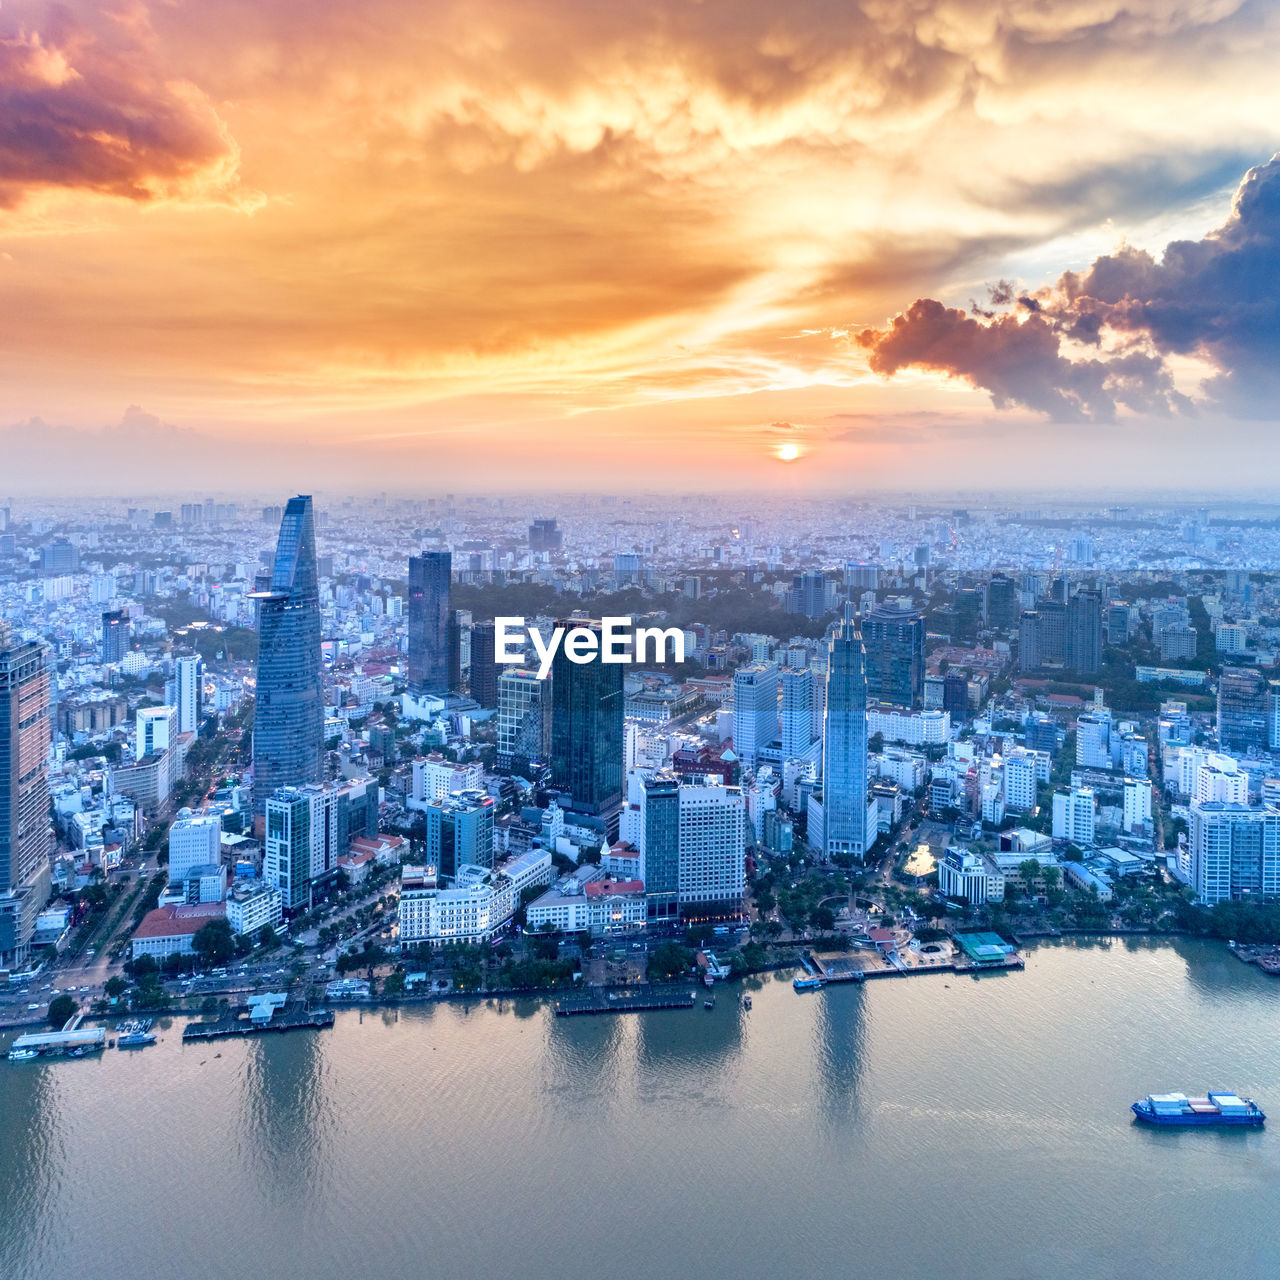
left=2, top=0, right=1279, bottom=494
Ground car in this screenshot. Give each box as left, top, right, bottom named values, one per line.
left=27, top=1003, right=40, bottom=1011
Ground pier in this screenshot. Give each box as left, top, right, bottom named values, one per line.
left=554, top=984, right=697, bottom=1016
left=182, top=1002, right=334, bottom=1041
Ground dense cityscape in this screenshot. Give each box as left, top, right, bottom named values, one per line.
left=6, top=493, right=1280, bottom=1048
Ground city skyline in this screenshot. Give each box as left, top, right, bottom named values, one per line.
left=2, top=1, right=1279, bottom=493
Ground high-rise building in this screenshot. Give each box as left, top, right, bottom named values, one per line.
left=251, top=496, right=324, bottom=818
left=136, top=704, right=177, bottom=761
left=173, top=653, right=203, bottom=735
left=496, top=668, right=550, bottom=773
left=1189, top=800, right=1280, bottom=904
left=167, top=808, right=222, bottom=883
left=678, top=780, right=746, bottom=919
left=40, top=537, right=78, bottom=574
left=986, top=575, right=1018, bottom=631
left=943, top=671, right=969, bottom=724
left=1036, top=598, right=1066, bottom=663
left=954, top=587, right=981, bottom=640
left=1066, top=588, right=1102, bottom=674
left=786, top=571, right=828, bottom=619
left=779, top=667, right=817, bottom=760
left=638, top=770, right=681, bottom=921
left=862, top=607, right=925, bottom=708
left=732, top=661, right=779, bottom=772
left=549, top=620, right=624, bottom=829
left=528, top=518, right=563, bottom=553
left=822, top=606, right=869, bottom=861
left=0, top=639, right=52, bottom=969
left=101, top=609, right=129, bottom=664
left=1018, top=611, right=1041, bottom=671
left=423, top=789, right=495, bottom=881
left=1218, top=667, right=1269, bottom=753
left=469, top=620, right=501, bottom=708
left=1106, top=602, right=1132, bottom=646
left=264, top=777, right=379, bottom=910
left=407, top=551, right=452, bottom=696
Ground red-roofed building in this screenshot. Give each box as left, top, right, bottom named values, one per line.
left=131, top=902, right=226, bottom=960
left=583, top=878, right=644, bottom=898
left=868, top=926, right=896, bottom=953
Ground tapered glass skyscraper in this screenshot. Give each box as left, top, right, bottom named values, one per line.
left=407, top=551, right=452, bottom=696
left=822, top=605, right=869, bottom=861
left=251, top=496, right=324, bottom=818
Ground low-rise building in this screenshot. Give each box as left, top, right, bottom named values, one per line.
left=226, top=880, right=284, bottom=936
left=130, top=902, right=226, bottom=960
left=398, top=849, right=552, bottom=946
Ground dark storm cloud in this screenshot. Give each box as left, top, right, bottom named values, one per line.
left=857, top=155, right=1280, bottom=421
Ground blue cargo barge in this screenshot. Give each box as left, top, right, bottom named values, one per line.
left=1131, top=1092, right=1265, bottom=1127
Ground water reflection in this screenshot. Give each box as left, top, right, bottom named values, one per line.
left=814, top=984, right=867, bottom=1132
left=235, top=1030, right=337, bottom=1206
left=0, top=1060, right=63, bottom=1279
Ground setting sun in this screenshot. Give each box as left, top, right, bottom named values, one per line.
left=777, top=442, right=801, bottom=462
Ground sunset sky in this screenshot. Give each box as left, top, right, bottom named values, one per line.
left=2, top=0, right=1279, bottom=492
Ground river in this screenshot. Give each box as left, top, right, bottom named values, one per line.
left=3, top=938, right=1279, bottom=1280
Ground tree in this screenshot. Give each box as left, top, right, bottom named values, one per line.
left=257, top=924, right=279, bottom=951
left=647, top=942, right=695, bottom=979
left=126, top=954, right=159, bottom=979
left=48, top=994, right=78, bottom=1027
left=104, top=975, right=128, bottom=1000
left=192, top=917, right=235, bottom=967
left=384, top=971, right=406, bottom=998
left=812, top=905, right=836, bottom=932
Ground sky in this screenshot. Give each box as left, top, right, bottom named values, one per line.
left=1, top=0, right=1279, bottom=494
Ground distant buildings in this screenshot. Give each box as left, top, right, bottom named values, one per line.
left=0, top=639, right=52, bottom=969
left=823, top=606, right=869, bottom=861
left=251, top=496, right=324, bottom=817
left=1217, top=667, right=1276, bottom=753
left=101, top=609, right=129, bottom=664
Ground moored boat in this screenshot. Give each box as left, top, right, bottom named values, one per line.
left=793, top=975, right=825, bottom=992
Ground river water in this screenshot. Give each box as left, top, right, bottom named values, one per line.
left=3, top=938, right=1279, bottom=1280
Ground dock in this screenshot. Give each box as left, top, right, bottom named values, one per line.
left=182, top=1001, right=334, bottom=1041
left=554, top=984, right=696, bottom=1016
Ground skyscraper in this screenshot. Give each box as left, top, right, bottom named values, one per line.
left=779, top=667, right=817, bottom=760
left=528, top=517, right=563, bottom=553
left=1066, top=588, right=1102, bottom=674
left=862, top=607, right=925, bottom=708
left=639, top=769, right=681, bottom=921
left=469, top=619, right=501, bottom=708
left=0, top=638, right=52, bottom=968
left=1218, top=667, right=1269, bottom=753
left=822, top=606, right=869, bottom=861
left=1018, top=610, right=1041, bottom=671
left=251, top=496, right=324, bottom=818
left=101, top=609, right=129, bottom=664
left=549, top=619, right=624, bottom=829
left=732, top=661, right=779, bottom=772
left=173, top=653, right=203, bottom=734
left=407, top=551, right=452, bottom=696
left=786, top=571, right=827, bottom=618
left=496, top=668, right=550, bottom=773
left=986, top=574, right=1018, bottom=631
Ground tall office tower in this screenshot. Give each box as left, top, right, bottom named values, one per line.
left=1190, top=800, right=1280, bottom=904
left=732, top=661, right=779, bottom=772
left=1066, top=588, right=1102, bottom=674
left=1106, top=602, right=1132, bottom=646
left=167, top=808, right=222, bottom=884
left=173, top=653, right=203, bottom=734
left=984, top=574, right=1018, bottom=631
left=251, top=496, right=324, bottom=818
left=448, top=609, right=468, bottom=695
left=1218, top=667, right=1269, bottom=753
left=549, top=620, right=625, bottom=830
left=101, top=609, right=129, bottom=664
left=1036, top=598, right=1066, bottom=663
left=496, top=668, right=550, bottom=773
left=469, top=620, right=501, bottom=708
left=678, top=780, right=747, bottom=918
left=407, top=551, right=452, bottom=696
left=423, top=789, right=495, bottom=881
left=786, top=571, right=828, bottom=618
left=135, top=704, right=177, bottom=760
left=943, top=671, right=970, bottom=724
left=1018, top=611, right=1041, bottom=671
left=863, top=607, right=925, bottom=708
left=528, top=517, right=563, bottom=553
left=779, top=667, right=816, bottom=759
left=844, top=562, right=879, bottom=590
left=40, top=537, right=78, bottom=574
left=639, top=769, right=681, bottom=922
left=1268, top=682, right=1280, bottom=752
left=0, top=639, right=51, bottom=968
left=264, top=777, right=379, bottom=910
left=822, top=606, right=869, bottom=861
left=613, top=552, right=643, bottom=588
left=954, top=587, right=981, bottom=640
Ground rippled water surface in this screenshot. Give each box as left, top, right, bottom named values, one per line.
left=4, top=938, right=1280, bottom=1280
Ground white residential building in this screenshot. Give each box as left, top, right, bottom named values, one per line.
left=1123, top=779, right=1153, bottom=833
left=226, top=881, right=284, bottom=936
left=1052, top=786, right=1096, bottom=847
left=410, top=755, right=483, bottom=806
left=167, top=808, right=223, bottom=883
left=866, top=706, right=950, bottom=747
left=397, top=850, right=552, bottom=946
left=678, top=780, right=746, bottom=912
